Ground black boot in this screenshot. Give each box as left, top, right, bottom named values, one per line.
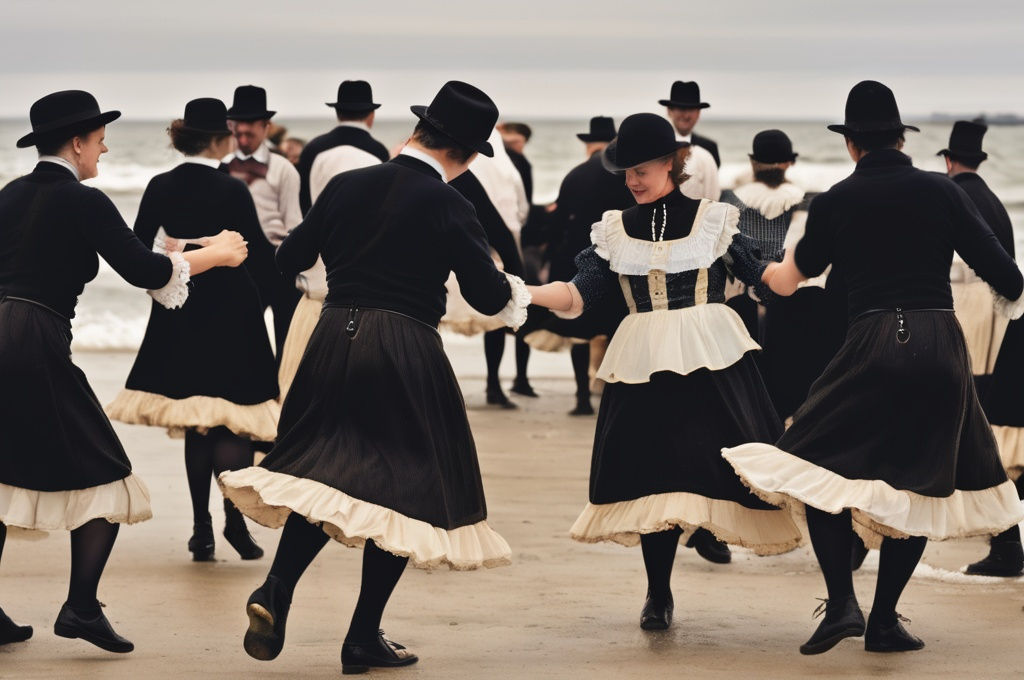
left=224, top=499, right=264, bottom=560
left=0, top=606, right=32, bottom=645
left=485, top=381, right=516, bottom=409
left=341, top=630, right=418, bottom=674
left=510, top=377, right=538, bottom=397
left=965, top=529, right=1024, bottom=577
left=685, top=527, right=732, bottom=564
left=639, top=591, right=674, bottom=631
left=54, top=602, right=133, bottom=653
left=244, top=576, right=292, bottom=661
left=864, top=612, right=924, bottom=652
left=188, top=512, right=215, bottom=562
left=799, top=596, right=865, bottom=655
left=569, top=393, right=594, bottom=416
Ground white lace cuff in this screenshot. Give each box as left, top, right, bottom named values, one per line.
left=554, top=282, right=584, bottom=319
left=993, top=288, right=1024, bottom=320
left=496, top=273, right=530, bottom=330
left=148, top=251, right=191, bottom=309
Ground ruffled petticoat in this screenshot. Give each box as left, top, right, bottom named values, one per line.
left=106, top=390, right=280, bottom=441
left=277, top=294, right=323, bottom=403
left=0, top=475, right=152, bottom=531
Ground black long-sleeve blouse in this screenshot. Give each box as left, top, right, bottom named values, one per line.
left=796, top=150, right=1023, bottom=318
left=0, top=162, right=172, bottom=320
left=277, top=154, right=512, bottom=328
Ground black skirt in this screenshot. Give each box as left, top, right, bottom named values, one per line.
left=219, top=306, right=511, bottom=570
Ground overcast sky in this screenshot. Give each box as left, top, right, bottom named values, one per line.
left=2, top=0, right=1023, bottom=120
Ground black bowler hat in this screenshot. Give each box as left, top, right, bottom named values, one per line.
left=226, top=85, right=276, bottom=121
left=601, top=113, right=690, bottom=173
left=827, top=80, right=920, bottom=135
left=411, top=81, right=498, bottom=157
left=658, top=81, right=710, bottom=109
left=938, top=120, right=988, bottom=162
left=180, top=98, right=231, bottom=135
left=749, top=129, right=798, bottom=164
left=327, top=80, right=381, bottom=112
left=577, top=116, right=617, bottom=143
left=17, top=90, right=121, bottom=148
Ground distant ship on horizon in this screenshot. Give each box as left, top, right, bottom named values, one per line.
left=930, top=112, right=1024, bottom=125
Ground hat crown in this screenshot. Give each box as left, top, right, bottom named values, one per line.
left=29, top=90, right=101, bottom=128
left=604, top=113, right=685, bottom=171
left=670, top=81, right=700, bottom=104
left=182, top=98, right=230, bottom=134
left=750, top=129, right=797, bottom=164
left=591, top=116, right=617, bottom=138
left=843, top=80, right=906, bottom=131
left=227, top=85, right=274, bottom=120
left=330, top=80, right=380, bottom=111
left=945, top=120, right=988, bottom=157
left=412, top=81, right=498, bottom=157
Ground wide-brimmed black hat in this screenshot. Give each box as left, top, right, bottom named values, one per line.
left=327, top=80, right=381, bottom=112
left=181, top=98, right=231, bottom=135
left=938, top=120, right=988, bottom=162
left=226, top=85, right=275, bottom=121
left=658, top=81, right=710, bottom=109
left=749, top=129, right=798, bottom=164
left=577, top=116, right=617, bottom=143
left=827, top=80, right=920, bottom=135
left=601, top=113, right=690, bottom=173
left=411, top=81, right=498, bottom=157
left=17, top=90, right=121, bottom=148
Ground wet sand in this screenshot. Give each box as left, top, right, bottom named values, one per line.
left=1, top=337, right=1023, bottom=679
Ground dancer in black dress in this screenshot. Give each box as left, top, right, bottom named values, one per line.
left=723, top=81, right=1024, bottom=655
left=0, top=91, right=247, bottom=651
left=528, top=113, right=802, bottom=632
left=219, top=81, right=528, bottom=674
left=107, top=98, right=279, bottom=563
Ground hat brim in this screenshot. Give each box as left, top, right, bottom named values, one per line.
left=327, top=102, right=382, bottom=111
left=576, top=133, right=615, bottom=143
left=601, top=139, right=690, bottom=174
left=749, top=152, right=799, bottom=164
left=937, top=148, right=988, bottom=161
left=410, top=105, right=493, bottom=158
left=226, top=110, right=276, bottom=121
left=179, top=123, right=232, bottom=135
left=827, top=123, right=921, bottom=135
left=658, top=100, right=711, bottom=109
left=16, top=110, right=121, bottom=148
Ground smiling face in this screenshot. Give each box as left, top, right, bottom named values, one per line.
left=73, top=126, right=107, bottom=180
left=666, top=106, right=701, bottom=137
left=229, top=119, right=269, bottom=155
left=624, top=156, right=675, bottom=204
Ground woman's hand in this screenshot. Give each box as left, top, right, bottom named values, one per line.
left=198, top=230, right=249, bottom=267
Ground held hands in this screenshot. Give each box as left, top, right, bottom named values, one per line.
left=204, top=230, right=249, bottom=268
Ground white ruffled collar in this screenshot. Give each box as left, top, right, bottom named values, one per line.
left=591, top=199, right=740, bottom=275
left=731, top=182, right=804, bottom=220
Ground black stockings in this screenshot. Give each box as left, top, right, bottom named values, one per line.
left=570, top=343, right=590, bottom=398
left=640, top=527, right=682, bottom=602
left=484, top=331, right=531, bottom=385
left=184, top=426, right=254, bottom=521
left=0, top=522, right=6, bottom=569
left=67, top=518, right=119, bottom=613
left=514, top=336, right=531, bottom=382
left=805, top=506, right=927, bottom=622
left=268, top=512, right=330, bottom=593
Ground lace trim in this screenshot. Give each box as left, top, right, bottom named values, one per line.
left=993, top=289, right=1024, bottom=320
left=496, top=273, right=530, bottom=330
left=732, top=182, right=805, bottom=220
left=591, top=201, right=740, bottom=275
left=147, top=251, right=191, bottom=310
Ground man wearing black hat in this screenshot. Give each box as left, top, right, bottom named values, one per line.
left=659, top=81, right=720, bottom=199
left=223, top=85, right=302, bottom=359
left=940, top=121, right=1024, bottom=579
left=296, top=80, right=389, bottom=215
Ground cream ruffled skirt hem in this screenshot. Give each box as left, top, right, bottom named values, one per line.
left=106, top=389, right=280, bottom=441
left=598, top=305, right=760, bottom=384
left=278, top=295, right=322, bottom=402
left=992, top=425, right=1024, bottom=480
left=218, top=466, right=511, bottom=571
left=722, top=443, right=1024, bottom=546
left=0, top=475, right=152, bottom=530
left=523, top=329, right=587, bottom=352
left=569, top=491, right=803, bottom=556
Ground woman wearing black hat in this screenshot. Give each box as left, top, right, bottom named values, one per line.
left=724, top=81, right=1024, bottom=655
left=528, top=112, right=801, bottom=632
left=219, top=81, right=526, bottom=673
left=0, top=90, right=248, bottom=652
left=107, top=98, right=280, bottom=563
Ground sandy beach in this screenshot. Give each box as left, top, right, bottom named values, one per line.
left=1, top=337, right=1023, bottom=680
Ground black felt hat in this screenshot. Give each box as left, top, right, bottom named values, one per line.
left=938, top=120, right=988, bottom=162
left=327, top=80, right=381, bottom=112
left=749, top=129, right=798, bottom=164
left=601, top=113, right=690, bottom=173
left=226, top=85, right=276, bottom=121
left=411, top=81, right=498, bottom=157
left=577, top=116, right=617, bottom=143
left=827, top=80, right=920, bottom=135
left=17, top=90, right=121, bottom=148
left=180, top=98, right=231, bottom=135
left=658, top=81, right=710, bottom=109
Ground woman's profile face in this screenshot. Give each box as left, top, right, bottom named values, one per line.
left=74, top=126, right=107, bottom=180
left=624, top=157, right=674, bottom=204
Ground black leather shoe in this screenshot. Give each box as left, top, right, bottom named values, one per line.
left=569, top=397, right=594, bottom=416
left=188, top=512, right=215, bottom=562
left=639, top=592, right=673, bottom=631
left=965, top=541, right=1024, bottom=577
left=244, top=576, right=292, bottom=660
left=799, top=596, right=865, bottom=655
left=486, top=387, right=517, bottom=409
left=851, top=540, right=870, bottom=572
left=0, top=607, right=32, bottom=645
left=510, top=379, right=539, bottom=397
left=53, top=602, right=134, bottom=653
left=685, top=527, right=732, bottom=564
left=341, top=631, right=418, bottom=674
left=865, top=614, right=924, bottom=653
left=224, top=499, right=264, bottom=560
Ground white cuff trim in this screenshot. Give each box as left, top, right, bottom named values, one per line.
left=148, top=251, right=191, bottom=310
left=496, top=273, right=530, bottom=330
left=993, top=288, right=1024, bottom=320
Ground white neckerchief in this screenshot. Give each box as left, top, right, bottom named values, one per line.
left=336, top=121, right=371, bottom=132
left=674, top=132, right=693, bottom=143
left=38, top=155, right=80, bottom=181
left=181, top=156, right=222, bottom=168
left=225, top=140, right=271, bottom=164
left=400, top=146, right=448, bottom=183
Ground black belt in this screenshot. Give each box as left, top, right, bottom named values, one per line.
left=320, top=302, right=439, bottom=338
left=856, top=307, right=954, bottom=345
left=0, top=292, right=70, bottom=323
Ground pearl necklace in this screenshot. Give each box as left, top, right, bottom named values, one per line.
left=650, top=203, right=667, bottom=242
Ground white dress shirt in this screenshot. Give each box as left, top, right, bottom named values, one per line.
left=675, top=132, right=721, bottom=201
left=222, top=141, right=301, bottom=246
